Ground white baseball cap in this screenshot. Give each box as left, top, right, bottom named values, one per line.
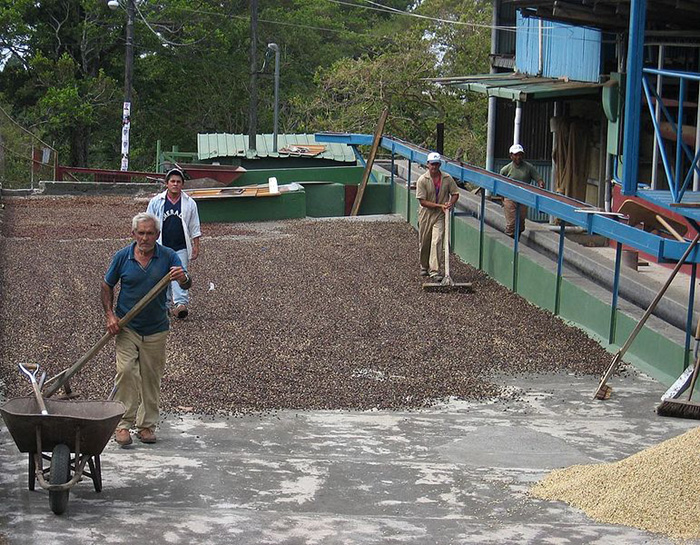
left=427, top=152, right=442, bottom=164
left=509, top=144, right=524, bottom=155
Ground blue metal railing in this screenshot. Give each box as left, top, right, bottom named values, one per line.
left=315, top=132, right=700, bottom=263
left=641, top=67, right=700, bottom=203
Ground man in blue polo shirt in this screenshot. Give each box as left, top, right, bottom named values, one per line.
left=101, top=212, right=192, bottom=447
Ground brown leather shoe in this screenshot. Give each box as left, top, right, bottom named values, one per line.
left=115, top=428, right=132, bottom=446
left=136, top=428, right=157, bottom=444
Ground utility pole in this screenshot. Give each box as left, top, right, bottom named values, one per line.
left=268, top=43, right=280, bottom=152
left=248, top=0, right=258, bottom=154
left=121, top=0, right=135, bottom=171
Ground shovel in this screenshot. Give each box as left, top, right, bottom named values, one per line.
left=19, top=363, right=48, bottom=415
left=43, top=272, right=172, bottom=398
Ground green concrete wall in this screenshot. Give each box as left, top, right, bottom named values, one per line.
left=358, top=184, right=392, bottom=215
left=391, top=181, right=419, bottom=229
left=391, top=183, right=686, bottom=386
left=302, top=183, right=346, bottom=217
left=197, top=190, right=306, bottom=222
left=196, top=180, right=390, bottom=222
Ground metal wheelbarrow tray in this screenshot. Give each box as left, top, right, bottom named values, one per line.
left=1, top=396, right=125, bottom=514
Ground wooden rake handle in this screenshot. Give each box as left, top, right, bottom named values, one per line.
left=594, top=232, right=700, bottom=399
left=444, top=207, right=451, bottom=279
left=43, top=272, right=172, bottom=398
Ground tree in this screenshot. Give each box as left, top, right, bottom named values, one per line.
left=287, top=0, right=493, bottom=162
left=0, top=0, right=492, bottom=172
left=0, top=0, right=125, bottom=166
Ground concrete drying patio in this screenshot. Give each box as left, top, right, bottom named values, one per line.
left=0, top=371, right=697, bottom=544
left=0, top=195, right=698, bottom=544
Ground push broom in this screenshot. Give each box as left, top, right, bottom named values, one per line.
left=657, top=319, right=700, bottom=419
left=422, top=208, right=472, bottom=293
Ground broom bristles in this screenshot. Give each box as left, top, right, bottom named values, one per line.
left=657, top=399, right=700, bottom=420
left=422, top=282, right=472, bottom=293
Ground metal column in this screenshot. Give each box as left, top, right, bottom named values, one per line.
left=610, top=242, right=623, bottom=343
left=555, top=222, right=566, bottom=315
left=685, top=263, right=697, bottom=366
left=620, top=0, right=647, bottom=195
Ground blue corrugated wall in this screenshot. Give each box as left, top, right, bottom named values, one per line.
left=515, top=12, right=601, bottom=83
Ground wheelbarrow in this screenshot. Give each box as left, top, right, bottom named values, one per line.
left=0, top=395, right=125, bottom=515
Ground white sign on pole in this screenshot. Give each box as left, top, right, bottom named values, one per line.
left=121, top=101, right=131, bottom=171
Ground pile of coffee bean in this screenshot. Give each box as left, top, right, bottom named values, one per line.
left=531, top=426, right=700, bottom=541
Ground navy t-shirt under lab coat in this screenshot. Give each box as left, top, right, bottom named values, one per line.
left=104, top=242, right=182, bottom=336
left=162, top=198, right=187, bottom=252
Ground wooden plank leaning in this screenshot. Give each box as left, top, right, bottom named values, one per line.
left=350, top=107, right=389, bottom=216
left=593, top=232, right=700, bottom=400
left=43, top=272, right=172, bottom=398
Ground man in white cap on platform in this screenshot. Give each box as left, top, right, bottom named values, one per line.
left=499, top=144, right=545, bottom=239
left=415, top=152, right=460, bottom=281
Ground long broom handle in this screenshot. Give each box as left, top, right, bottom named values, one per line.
left=596, top=232, right=700, bottom=393
left=43, top=272, right=172, bottom=398
left=444, top=207, right=450, bottom=279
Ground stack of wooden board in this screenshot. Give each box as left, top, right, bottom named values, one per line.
left=188, top=184, right=291, bottom=200
left=278, top=144, right=326, bottom=157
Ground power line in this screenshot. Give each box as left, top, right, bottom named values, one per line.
left=326, top=0, right=607, bottom=44
left=326, top=0, right=516, bottom=32
left=133, top=2, right=210, bottom=47
left=0, top=103, right=57, bottom=155
left=174, top=6, right=357, bottom=35
left=130, top=2, right=601, bottom=52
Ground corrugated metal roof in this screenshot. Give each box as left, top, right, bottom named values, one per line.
left=431, top=73, right=602, bottom=102
left=509, top=0, right=700, bottom=33
left=197, top=133, right=356, bottom=163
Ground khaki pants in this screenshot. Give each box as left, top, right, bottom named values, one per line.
left=418, top=209, right=445, bottom=275
left=504, top=198, right=527, bottom=238
left=114, top=328, right=169, bottom=432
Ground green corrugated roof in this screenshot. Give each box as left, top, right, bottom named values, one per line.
left=197, top=133, right=356, bottom=162
left=430, top=73, right=602, bottom=102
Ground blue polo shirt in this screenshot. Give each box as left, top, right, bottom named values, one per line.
left=104, top=242, right=182, bottom=336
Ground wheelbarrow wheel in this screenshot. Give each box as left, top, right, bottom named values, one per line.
left=49, top=444, right=71, bottom=515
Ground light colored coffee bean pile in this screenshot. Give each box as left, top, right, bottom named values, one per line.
left=0, top=195, right=611, bottom=414
left=530, top=426, right=700, bottom=541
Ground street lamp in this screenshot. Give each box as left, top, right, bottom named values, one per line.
left=267, top=43, right=279, bottom=152
left=109, top=0, right=135, bottom=171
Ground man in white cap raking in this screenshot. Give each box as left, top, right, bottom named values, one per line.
left=499, top=144, right=545, bottom=239
left=415, top=152, right=460, bottom=281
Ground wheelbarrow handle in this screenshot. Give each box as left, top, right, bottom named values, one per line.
left=43, top=272, right=172, bottom=398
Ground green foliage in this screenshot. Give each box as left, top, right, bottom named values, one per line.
left=288, top=0, right=492, bottom=163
